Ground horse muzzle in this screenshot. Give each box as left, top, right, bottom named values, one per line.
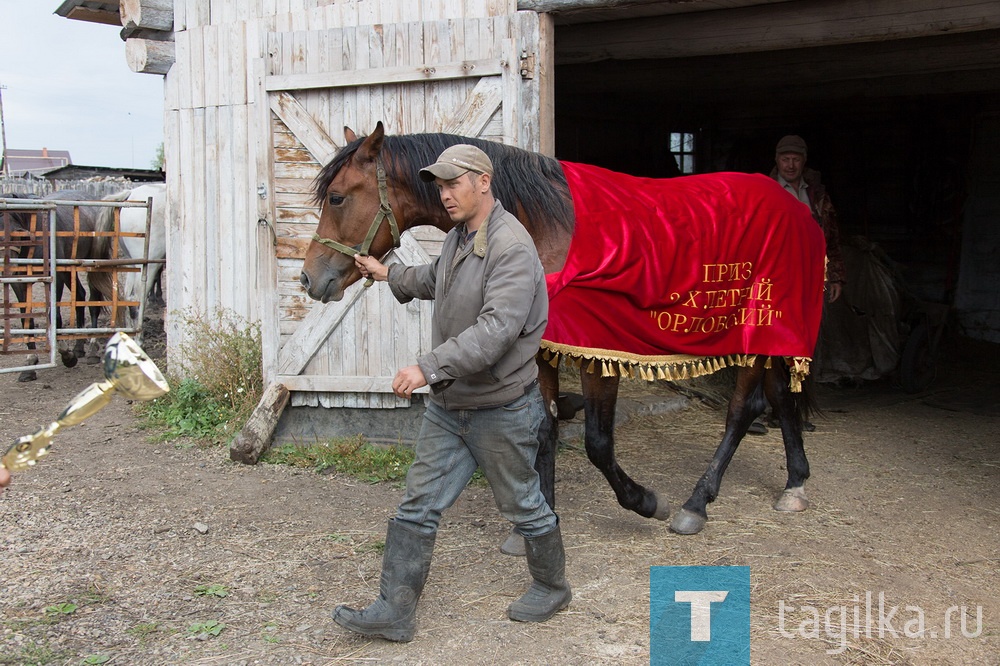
left=300, top=269, right=346, bottom=303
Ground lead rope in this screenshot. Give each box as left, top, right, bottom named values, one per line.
left=312, top=157, right=401, bottom=287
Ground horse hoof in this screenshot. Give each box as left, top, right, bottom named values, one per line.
left=17, top=371, right=37, bottom=383
left=670, top=509, right=706, bottom=535
left=84, top=354, right=102, bottom=365
left=774, top=487, right=809, bottom=512
left=650, top=492, right=670, bottom=521
left=500, top=531, right=526, bottom=557
left=59, top=350, right=78, bottom=368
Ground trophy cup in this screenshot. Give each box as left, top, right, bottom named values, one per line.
left=1, top=332, right=170, bottom=473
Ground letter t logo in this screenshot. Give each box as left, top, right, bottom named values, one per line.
left=675, top=591, right=729, bottom=641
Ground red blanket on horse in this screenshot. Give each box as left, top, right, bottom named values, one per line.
left=541, top=163, right=826, bottom=387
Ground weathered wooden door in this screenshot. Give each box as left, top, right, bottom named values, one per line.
left=255, top=12, right=551, bottom=410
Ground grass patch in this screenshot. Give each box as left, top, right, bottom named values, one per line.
left=262, top=436, right=414, bottom=483
left=136, top=308, right=262, bottom=445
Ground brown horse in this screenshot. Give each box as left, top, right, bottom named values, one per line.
left=300, top=122, right=823, bottom=535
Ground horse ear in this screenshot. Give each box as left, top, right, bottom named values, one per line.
left=354, top=121, right=385, bottom=165
left=344, top=126, right=357, bottom=143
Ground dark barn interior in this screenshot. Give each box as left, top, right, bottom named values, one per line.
left=548, top=1, right=1000, bottom=347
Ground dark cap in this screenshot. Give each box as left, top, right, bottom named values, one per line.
left=775, top=135, right=808, bottom=156
left=418, top=144, right=494, bottom=182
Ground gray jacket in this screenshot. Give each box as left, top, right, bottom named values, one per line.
left=387, top=199, right=547, bottom=410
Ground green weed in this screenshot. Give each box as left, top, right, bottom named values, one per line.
left=43, top=603, right=77, bottom=617
left=193, top=584, right=229, bottom=598
left=186, top=620, right=226, bottom=638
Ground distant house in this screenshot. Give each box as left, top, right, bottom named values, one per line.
left=3, top=148, right=72, bottom=176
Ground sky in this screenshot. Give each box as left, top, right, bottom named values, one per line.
left=0, top=0, right=164, bottom=169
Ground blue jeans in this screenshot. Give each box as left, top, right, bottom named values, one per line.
left=396, top=385, right=557, bottom=538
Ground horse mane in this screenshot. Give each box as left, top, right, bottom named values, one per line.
left=313, top=132, right=575, bottom=234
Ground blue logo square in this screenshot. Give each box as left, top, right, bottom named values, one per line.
left=650, top=566, right=750, bottom=665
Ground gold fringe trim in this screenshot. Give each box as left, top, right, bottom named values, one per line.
left=539, top=340, right=811, bottom=392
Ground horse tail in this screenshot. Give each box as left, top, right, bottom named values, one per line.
left=90, top=190, right=133, bottom=320
left=795, top=372, right=820, bottom=425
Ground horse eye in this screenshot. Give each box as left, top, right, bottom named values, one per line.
left=328, top=193, right=345, bottom=206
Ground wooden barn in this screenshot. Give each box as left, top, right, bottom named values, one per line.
left=57, top=0, right=1000, bottom=442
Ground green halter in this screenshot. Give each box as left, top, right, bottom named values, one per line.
left=312, top=156, right=401, bottom=287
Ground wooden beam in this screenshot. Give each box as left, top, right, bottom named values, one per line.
left=125, top=38, right=175, bottom=74
left=519, top=0, right=675, bottom=9
left=519, top=0, right=789, bottom=14
left=269, top=92, right=340, bottom=167
left=229, top=382, right=290, bottom=465
left=120, top=0, right=174, bottom=32
left=556, top=0, right=1000, bottom=63
left=557, top=30, right=1000, bottom=94
left=63, top=6, right=121, bottom=27
left=265, top=59, right=504, bottom=93
left=277, top=375, right=429, bottom=393
left=441, top=78, right=504, bottom=135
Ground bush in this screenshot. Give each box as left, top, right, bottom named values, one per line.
left=137, top=308, right=262, bottom=444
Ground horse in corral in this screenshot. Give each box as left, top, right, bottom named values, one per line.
left=299, top=122, right=827, bottom=536
left=1, top=190, right=114, bottom=381
left=93, top=183, right=167, bottom=327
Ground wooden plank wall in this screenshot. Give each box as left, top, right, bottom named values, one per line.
left=162, top=0, right=522, bottom=396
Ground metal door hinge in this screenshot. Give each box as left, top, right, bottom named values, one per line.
left=519, top=50, right=535, bottom=79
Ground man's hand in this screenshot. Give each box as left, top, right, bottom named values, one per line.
left=827, top=281, right=843, bottom=303
left=392, top=365, right=428, bottom=399
left=355, top=255, right=389, bottom=282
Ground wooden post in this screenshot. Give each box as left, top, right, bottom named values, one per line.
left=229, top=382, right=290, bottom=465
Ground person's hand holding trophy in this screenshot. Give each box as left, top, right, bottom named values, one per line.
left=1, top=332, right=170, bottom=488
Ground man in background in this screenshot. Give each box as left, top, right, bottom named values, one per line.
left=751, top=135, right=846, bottom=434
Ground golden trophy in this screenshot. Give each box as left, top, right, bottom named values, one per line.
left=1, top=332, right=170, bottom=473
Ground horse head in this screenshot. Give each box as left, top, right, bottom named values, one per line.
left=301, top=121, right=405, bottom=303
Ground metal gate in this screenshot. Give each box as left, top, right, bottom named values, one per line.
left=0, top=196, right=158, bottom=375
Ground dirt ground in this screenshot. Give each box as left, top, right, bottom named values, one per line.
left=1, top=306, right=998, bottom=666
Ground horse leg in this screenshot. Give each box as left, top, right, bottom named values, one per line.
left=670, top=359, right=768, bottom=535
left=764, top=363, right=811, bottom=512
left=72, top=278, right=89, bottom=361
left=56, top=280, right=79, bottom=368
left=501, top=357, right=560, bottom=557
left=582, top=371, right=668, bottom=521
left=84, top=278, right=105, bottom=364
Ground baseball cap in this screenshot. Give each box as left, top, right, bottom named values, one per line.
left=418, top=144, right=494, bottom=182
left=775, top=135, right=808, bottom=156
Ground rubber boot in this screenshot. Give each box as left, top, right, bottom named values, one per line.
left=332, top=519, right=435, bottom=642
left=507, top=525, right=572, bottom=622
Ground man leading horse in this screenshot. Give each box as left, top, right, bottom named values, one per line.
left=337, top=144, right=572, bottom=641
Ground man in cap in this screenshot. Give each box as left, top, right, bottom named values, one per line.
left=771, top=134, right=846, bottom=302
left=750, top=135, right=846, bottom=435
left=334, top=143, right=570, bottom=642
